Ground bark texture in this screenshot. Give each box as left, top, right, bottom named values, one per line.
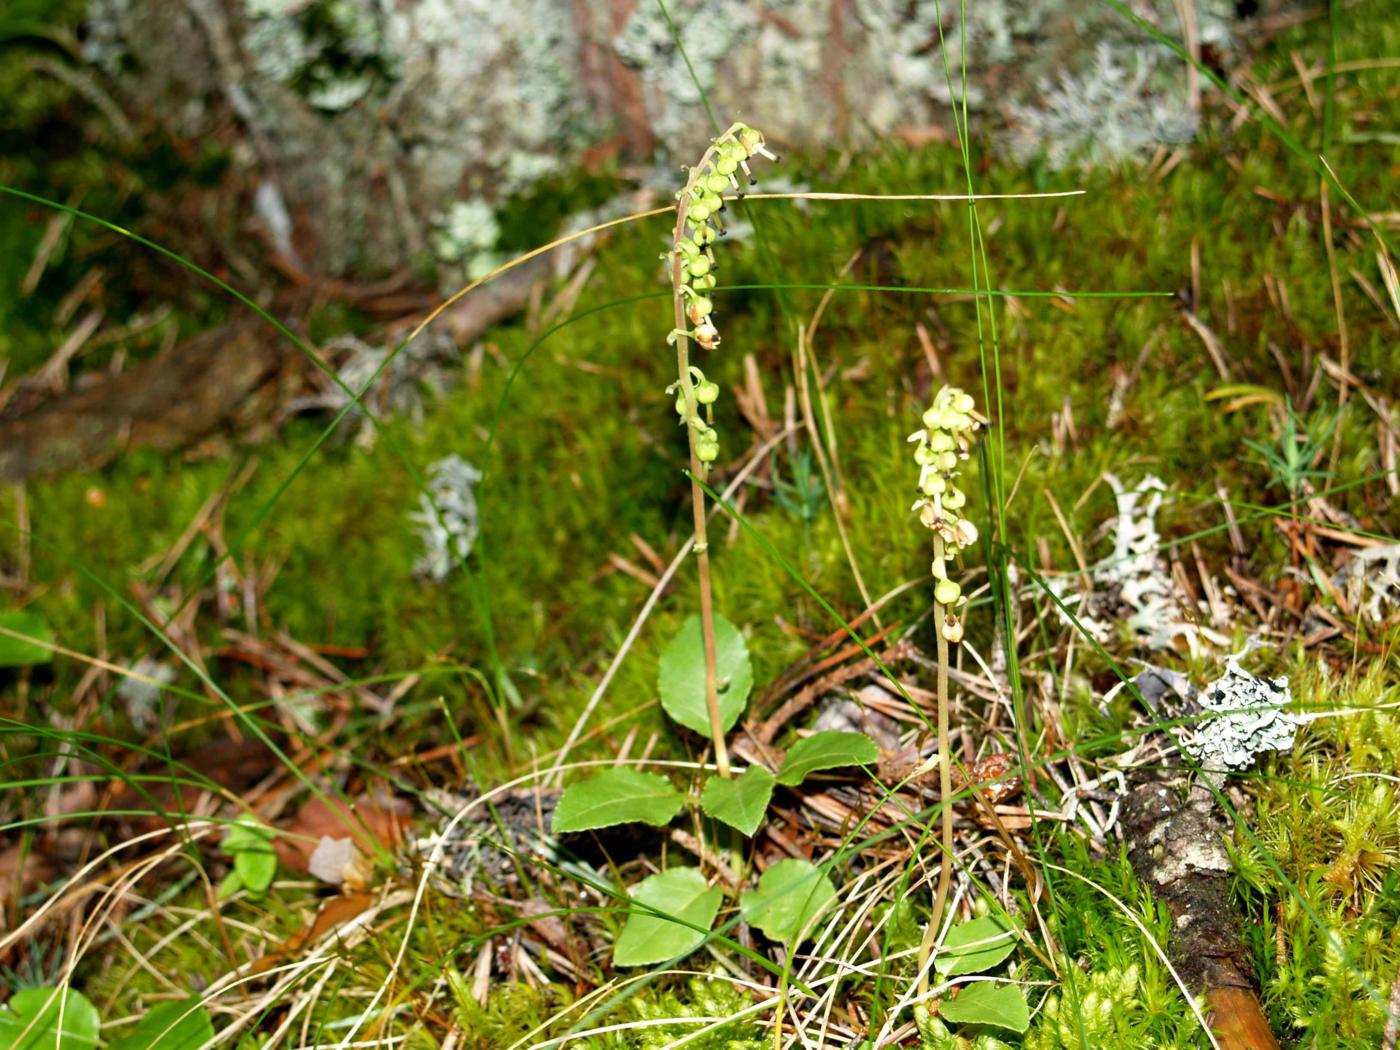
left=81, top=0, right=1274, bottom=277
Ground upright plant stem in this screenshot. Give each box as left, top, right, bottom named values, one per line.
left=672, top=204, right=730, bottom=779
left=918, top=533, right=955, bottom=995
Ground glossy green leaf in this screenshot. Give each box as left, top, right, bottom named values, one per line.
left=937, top=982, right=1030, bottom=1033
left=775, top=731, right=879, bottom=786
left=222, top=814, right=277, bottom=896
left=234, top=847, right=277, bottom=894
left=216, top=870, right=242, bottom=899
left=109, top=997, right=214, bottom=1050
left=0, top=609, right=53, bottom=667
left=700, top=765, right=775, bottom=836
left=221, top=814, right=274, bottom=854
left=551, top=767, right=684, bottom=833
left=934, top=913, right=1018, bottom=976
left=0, top=987, right=101, bottom=1049
left=740, top=858, right=837, bottom=943
left=657, top=613, right=752, bottom=736
left=614, top=867, right=722, bottom=966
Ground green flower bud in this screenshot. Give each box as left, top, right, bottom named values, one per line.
left=938, top=451, right=958, bottom=471
left=953, top=391, right=975, bottom=414
left=935, top=578, right=961, bottom=605
left=687, top=256, right=711, bottom=278
left=927, top=431, right=955, bottom=453
left=716, top=155, right=738, bottom=176
left=922, top=407, right=948, bottom=429
left=696, top=380, right=720, bottom=405
left=677, top=238, right=700, bottom=259
left=914, top=445, right=936, bottom=466
left=687, top=296, right=714, bottom=324
left=693, top=225, right=716, bottom=245
left=705, top=174, right=728, bottom=194
left=921, top=474, right=945, bottom=496
left=696, top=438, right=719, bottom=463
left=692, top=273, right=717, bottom=291
left=690, top=200, right=712, bottom=223
left=944, top=487, right=966, bottom=510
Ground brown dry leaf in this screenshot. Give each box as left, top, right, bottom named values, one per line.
left=246, top=891, right=377, bottom=977
left=0, top=844, right=55, bottom=917
left=275, top=793, right=412, bottom=876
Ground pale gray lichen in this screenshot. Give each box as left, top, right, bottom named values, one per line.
left=288, top=331, right=457, bottom=444
left=1183, top=649, right=1300, bottom=772
left=1006, top=41, right=1198, bottom=167
left=1050, top=474, right=1227, bottom=655
left=86, top=0, right=1259, bottom=277
left=1333, top=543, right=1400, bottom=625
left=412, top=454, right=483, bottom=581
left=432, top=199, right=505, bottom=279
left=118, top=657, right=177, bottom=731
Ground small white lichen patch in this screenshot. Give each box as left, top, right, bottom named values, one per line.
left=412, top=455, right=483, bottom=581
left=118, top=657, right=176, bottom=731
left=1007, top=42, right=1196, bottom=167
left=1050, top=474, right=1228, bottom=655
left=433, top=199, right=504, bottom=279
left=1334, top=543, right=1400, bottom=625
left=1183, top=649, right=1299, bottom=772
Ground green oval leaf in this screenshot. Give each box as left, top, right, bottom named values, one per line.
left=109, top=997, right=214, bottom=1050
left=614, top=867, right=722, bottom=967
left=775, top=731, right=879, bottom=786
left=700, top=765, right=775, bottom=836
left=234, top=847, right=278, bottom=895
left=0, top=609, right=54, bottom=667
left=934, top=913, right=1018, bottom=977
left=937, top=982, right=1030, bottom=1033
left=0, top=986, right=101, bottom=1049
left=740, top=858, right=837, bottom=944
left=221, top=813, right=274, bottom=853
left=658, top=613, right=752, bottom=737
left=551, top=767, right=685, bottom=833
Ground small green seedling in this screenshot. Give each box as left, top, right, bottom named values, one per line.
left=1243, top=397, right=1337, bottom=500
left=217, top=813, right=278, bottom=900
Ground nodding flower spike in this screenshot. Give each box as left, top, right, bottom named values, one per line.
left=912, top=385, right=983, bottom=643
left=666, top=122, right=776, bottom=476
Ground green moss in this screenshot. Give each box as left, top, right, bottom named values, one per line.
left=3, top=5, right=1399, bottom=1046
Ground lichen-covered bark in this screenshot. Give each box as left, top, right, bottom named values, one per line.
left=1122, top=779, right=1283, bottom=1050
left=83, top=0, right=1271, bottom=277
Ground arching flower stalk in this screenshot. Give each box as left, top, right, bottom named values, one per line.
left=910, top=385, right=984, bottom=993
left=666, top=123, right=776, bottom=778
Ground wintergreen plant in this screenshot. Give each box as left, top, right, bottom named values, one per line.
left=909, top=907, right=1030, bottom=1047
left=910, top=384, right=984, bottom=993
left=664, top=121, right=776, bottom=779
left=550, top=729, right=875, bottom=966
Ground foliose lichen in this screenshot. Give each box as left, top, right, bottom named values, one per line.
left=1183, top=649, right=1300, bottom=772
left=411, top=454, right=483, bottom=582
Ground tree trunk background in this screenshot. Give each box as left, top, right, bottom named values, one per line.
left=82, top=0, right=1267, bottom=279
